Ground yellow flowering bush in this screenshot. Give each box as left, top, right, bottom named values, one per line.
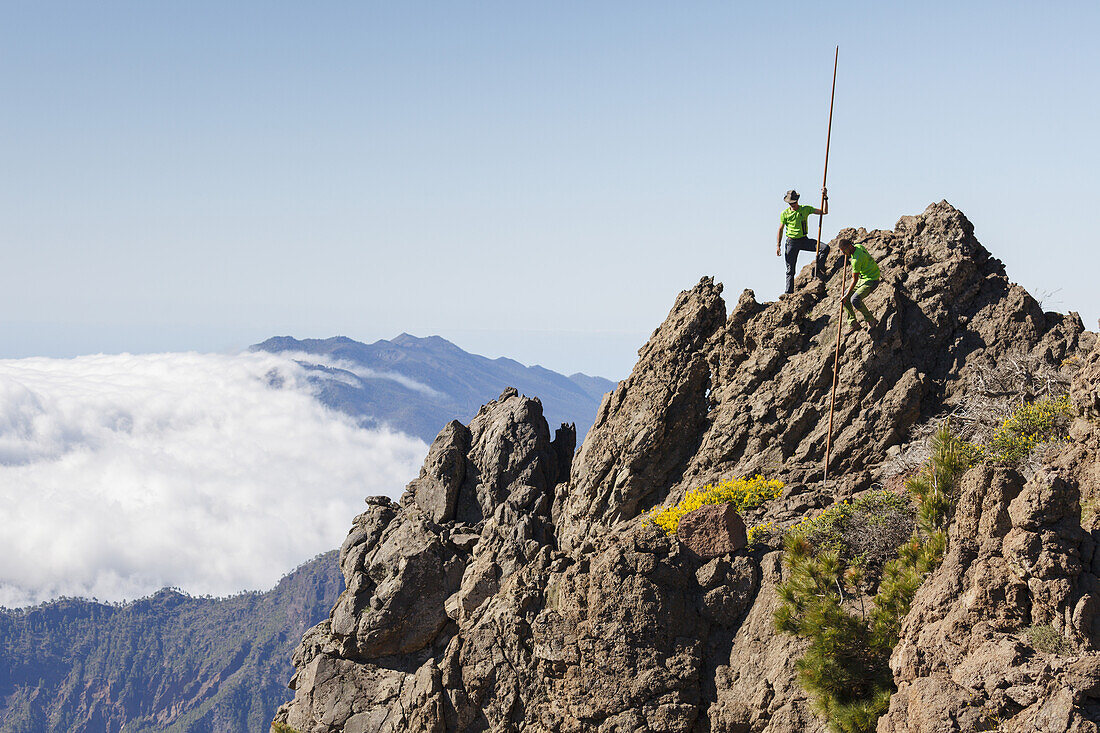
left=986, top=394, right=1072, bottom=463
left=746, top=521, right=777, bottom=547
left=646, top=475, right=784, bottom=536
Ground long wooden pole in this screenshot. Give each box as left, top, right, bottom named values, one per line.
left=823, top=290, right=845, bottom=487
left=822, top=46, right=842, bottom=488
left=814, top=46, right=838, bottom=277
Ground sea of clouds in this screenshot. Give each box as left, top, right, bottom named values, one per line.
left=0, top=351, right=428, bottom=608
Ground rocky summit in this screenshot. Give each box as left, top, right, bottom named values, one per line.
left=273, top=202, right=1100, bottom=732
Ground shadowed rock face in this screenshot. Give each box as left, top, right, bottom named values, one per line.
left=275, top=203, right=1100, bottom=733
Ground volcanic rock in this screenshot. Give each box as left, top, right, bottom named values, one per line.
left=274, top=202, right=1100, bottom=733
left=879, top=464, right=1100, bottom=731
left=677, top=503, right=747, bottom=559
left=560, top=202, right=1087, bottom=556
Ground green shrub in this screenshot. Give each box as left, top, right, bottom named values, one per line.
left=788, top=491, right=915, bottom=576
left=1024, top=624, right=1072, bottom=655
left=646, top=475, right=784, bottom=536
left=775, top=425, right=976, bottom=733
left=271, top=723, right=301, bottom=733
left=985, top=394, right=1071, bottom=464
left=1083, top=497, right=1100, bottom=527
left=774, top=539, right=895, bottom=731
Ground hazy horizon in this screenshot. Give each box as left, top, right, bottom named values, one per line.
left=1, top=3, right=1096, bottom=379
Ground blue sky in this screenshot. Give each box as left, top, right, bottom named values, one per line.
left=1, top=2, right=1096, bottom=379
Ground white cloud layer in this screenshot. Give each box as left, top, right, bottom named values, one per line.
left=281, top=350, right=443, bottom=398
left=0, top=352, right=428, bottom=608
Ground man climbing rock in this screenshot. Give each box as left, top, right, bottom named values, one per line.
left=837, top=237, right=880, bottom=331
left=777, top=187, right=829, bottom=294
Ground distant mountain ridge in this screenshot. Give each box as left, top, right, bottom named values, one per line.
left=252, top=333, right=616, bottom=442
left=0, top=553, right=342, bottom=733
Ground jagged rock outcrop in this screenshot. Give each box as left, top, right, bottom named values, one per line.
left=278, top=389, right=576, bottom=731
left=275, top=202, right=1100, bottom=732
left=877, top=329, right=1100, bottom=731
left=559, top=278, right=726, bottom=550
left=879, top=464, right=1100, bottom=731
left=562, top=201, right=1086, bottom=552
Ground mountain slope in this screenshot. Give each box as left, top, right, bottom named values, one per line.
left=0, top=554, right=342, bottom=733
left=275, top=202, right=1100, bottom=732
left=251, top=333, right=615, bottom=443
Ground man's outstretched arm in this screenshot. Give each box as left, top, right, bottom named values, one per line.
left=812, top=187, right=829, bottom=215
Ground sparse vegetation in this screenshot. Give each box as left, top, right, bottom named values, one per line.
left=1083, top=497, right=1100, bottom=528
left=272, top=723, right=301, bottom=733
left=776, top=426, right=976, bottom=733
left=975, top=707, right=1003, bottom=731
left=1024, top=624, right=1072, bottom=655
left=882, top=352, right=1074, bottom=481
left=788, top=491, right=915, bottom=577
left=746, top=521, right=778, bottom=548
left=646, top=476, right=784, bottom=536
left=985, top=394, right=1072, bottom=464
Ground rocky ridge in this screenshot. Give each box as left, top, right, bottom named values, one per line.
left=275, top=202, right=1100, bottom=732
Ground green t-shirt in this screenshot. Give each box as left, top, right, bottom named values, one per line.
left=780, top=205, right=815, bottom=239
left=850, top=244, right=880, bottom=282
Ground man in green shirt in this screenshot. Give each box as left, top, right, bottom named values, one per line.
left=777, top=187, right=829, bottom=294
left=838, top=238, right=880, bottom=330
